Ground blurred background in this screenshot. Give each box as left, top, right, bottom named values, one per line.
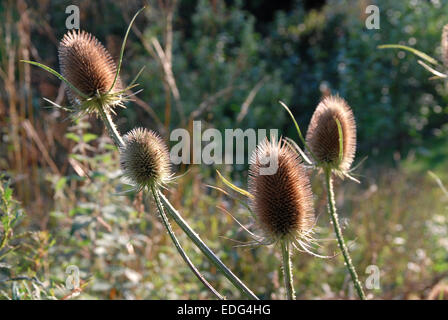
left=0, top=0, right=448, bottom=299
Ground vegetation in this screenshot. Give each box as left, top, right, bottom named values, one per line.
left=1, top=0, right=447, bottom=299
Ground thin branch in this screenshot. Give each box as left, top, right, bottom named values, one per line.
left=236, top=76, right=268, bottom=123
left=22, top=119, right=60, bottom=175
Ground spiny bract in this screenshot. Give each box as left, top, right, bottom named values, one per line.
left=120, top=128, right=171, bottom=189
left=248, top=138, right=315, bottom=241
left=305, top=95, right=356, bottom=174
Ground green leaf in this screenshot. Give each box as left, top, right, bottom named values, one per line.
left=3, top=187, right=12, bottom=202
left=109, top=7, right=146, bottom=93
left=65, top=133, right=80, bottom=142
left=42, top=98, right=73, bottom=112
left=216, top=170, right=253, bottom=199
left=335, top=118, right=344, bottom=165
left=284, top=136, right=313, bottom=166
left=377, top=44, right=439, bottom=65
left=279, top=101, right=306, bottom=146
left=417, top=60, right=448, bottom=78
left=20, top=60, right=88, bottom=98
left=82, top=133, right=98, bottom=143
left=279, top=101, right=317, bottom=162
left=55, top=177, right=67, bottom=192
left=129, top=65, right=146, bottom=88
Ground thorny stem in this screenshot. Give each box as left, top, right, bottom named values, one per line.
left=97, top=106, right=124, bottom=148
left=150, top=185, right=225, bottom=300
left=100, top=110, right=258, bottom=300
left=158, top=191, right=259, bottom=300
left=281, top=239, right=295, bottom=300
left=325, top=168, right=366, bottom=300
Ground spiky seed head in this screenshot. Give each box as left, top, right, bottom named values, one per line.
left=120, top=128, right=171, bottom=189
left=248, top=138, right=315, bottom=241
left=441, top=24, right=448, bottom=67
left=305, top=95, right=356, bottom=173
left=58, top=29, right=123, bottom=112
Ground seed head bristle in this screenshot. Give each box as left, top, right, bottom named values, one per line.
left=305, top=95, right=356, bottom=173
left=120, top=128, right=171, bottom=189
left=58, top=29, right=122, bottom=108
left=248, top=138, right=314, bottom=240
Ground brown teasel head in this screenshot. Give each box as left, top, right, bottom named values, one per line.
left=248, top=138, right=315, bottom=240
left=58, top=29, right=123, bottom=109
left=305, top=95, right=356, bottom=173
left=120, top=128, right=171, bottom=189
left=441, top=24, right=448, bottom=68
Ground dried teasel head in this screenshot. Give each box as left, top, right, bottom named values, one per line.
left=305, top=95, right=356, bottom=174
left=248, top=138, right=315, bottom=243
left=120, top=128, right=171, bottom=190
left=58, top=29, right=124, bottom=115
left=441, top=24, right=448, bottom=68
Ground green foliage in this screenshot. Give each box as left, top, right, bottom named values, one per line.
left=0, top=176, right=59, bottom=299
left=127, top=0, right=292, bottom=132
left=263, top=0, right=448, bottom=156
left=1, top=0, right=448, bottom=300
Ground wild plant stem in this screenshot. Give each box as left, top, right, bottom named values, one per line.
left=97, top=106, right=124, bottom=148
left=158, top=191, right=259, bottom=300
left=280, top=239, right=295, bottom=300
left=325, top=168, right=366, bottom=300
left=150, top=185, right=225, bottom=300
left=99, top=109, right=258, bottom=300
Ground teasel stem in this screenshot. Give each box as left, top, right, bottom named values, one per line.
left=324, top=168, right=366, bottom=300
left=99, top=111, right=258, bottom=300
left=280, top=239, right=295, bottom=300
left=158, top=191, right=259, bottom=300
left=150, top=185, right=225, bottom=300
left=97, top=104, right=124, bottom=147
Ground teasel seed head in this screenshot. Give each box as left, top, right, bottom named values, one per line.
left=305, top=95, right=356, bottom=174
left=441, top=24, right=448, bottom=68
left=58, top=29, right=124, bottom=115
left=120, top=128, right=171, bottom=190
left=248, top=138, right=315, bottom=242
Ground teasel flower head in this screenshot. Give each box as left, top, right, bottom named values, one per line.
left=441, top=24, right=448, bottom=68
left=248, top=138, right=316, bottom=249
left=120, top=128, right=172, bottom=190
left=58, top=29, right=128, bottom=116
left=305, top=95, right=356, bottom=175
